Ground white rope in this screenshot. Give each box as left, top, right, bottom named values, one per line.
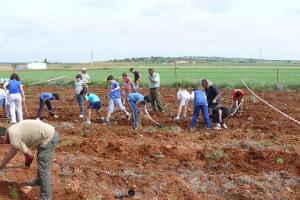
left=25, top=76, right=67, bottom=86
left=242, top=79, right=300, bottom=126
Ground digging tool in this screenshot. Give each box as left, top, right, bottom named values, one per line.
left=141, top=112, right=163, bottom=128
left=230, top=102, right=243, bottom=116
left=23, top=102, right=29, bottom=117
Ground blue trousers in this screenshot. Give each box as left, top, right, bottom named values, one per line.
left=36, top=99, right=54, bottom=118
left=190, top=104, right=211, bottom=128
left=76, top=94, right=84, bottom=115
left=127, top=99, right=139, bottom=128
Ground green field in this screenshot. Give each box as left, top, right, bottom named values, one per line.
left=1, top=62, right=299, bottom=89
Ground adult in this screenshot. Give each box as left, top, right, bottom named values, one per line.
left=0, top=120, right=60, bottom=200
left=80, top=67, right=90, bottom=84
left=201, top=79, right=220, bottom=109
left=129, top=68, right=142, bottom=92
left=74, top=74, right=88, bottom=118
left=3, top=73, right=25, bottom=124
left=148, top=68, right=164, bottom=112
left=0, top=79, right=10, bottom=118
left=230, top=89, right=245, bottom=116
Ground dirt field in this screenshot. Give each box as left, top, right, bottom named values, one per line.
left=0, top=87, right=299, bottom=200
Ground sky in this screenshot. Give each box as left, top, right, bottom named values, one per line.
left=0, top=0, right=299, bottom=62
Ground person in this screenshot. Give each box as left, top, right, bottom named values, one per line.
left=148, top=68, right=164, bottom=112
left=104, top=75, right=130, bottom=125
left=0, top=120, right=60, bottom=200
left=3, top=73, right=25, bottom=124
left=126, top=93, right=152, bottom=130
left=80, top=67, right=90, bottom=84
left=129, top=68, right=142, bottom=92
left=36, top=93, right=60, bottom=120
left=0, top=79, right=10, bottom=118
left=189, top=86, right=211, bottom=130
left=174, top=88, right=191, bottom=121
left=84, top=93, right=104, bottom=125
left=121, top=73, right=133, bottom=104
left=201, top=79, right=220, bottom=109
left=74, top=74, right=88, bottom=118
left=230, top=89, right=245, bottom=116
left=209, top=107, right=229, bottom=129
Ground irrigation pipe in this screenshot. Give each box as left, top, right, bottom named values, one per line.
left=24, top=76, right=67, bottom=86
left=242, top=79, right=300, bottom=126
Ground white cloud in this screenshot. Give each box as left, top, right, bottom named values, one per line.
left=0, top=0, right=299, bottom=62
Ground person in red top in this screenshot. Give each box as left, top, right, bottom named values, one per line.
left=122, top=73, right=133, bottom=104
left=230, top=89, right=245, bottom=116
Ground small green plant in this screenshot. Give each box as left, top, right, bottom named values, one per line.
left=258, top=140, right=272, bottom=147
left=58, top=139, right=74, bottom=148
left=8, top=185, right=18, bottom=199
left=95, top=168, right=102, bottom=176
left=283, top=144, right=290, bottom=152
left=276, top=157, right=284, bottom=164
left=169, top=192, right=177, bottom=200
left=80, top=132, right=86, bottom=138
left=212, top=149, right=224, bottom=160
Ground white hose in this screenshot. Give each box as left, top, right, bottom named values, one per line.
left=242, top=79, right=300, bottom=126
left=25, top=76, right=67, bottom=86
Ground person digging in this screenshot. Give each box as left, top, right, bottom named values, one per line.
left=0, top=120, right=60, bottom=200
left=36, top=93, right=60, bottom=120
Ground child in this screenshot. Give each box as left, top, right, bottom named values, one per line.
left=84, top=93, right=104, bottom=125
left=74, top=74, right=88, bottom=118
left=104, top=75, right=130, bottom=125
left=230, top=89, right=245, bottom=116
left=127, top=93, right=152, bottom=130
left=0, top=79, right=10, bottom=118
left=209, top=107, right=229, bottom=129
left=122, top=73, right=133, bottom=104
left=189, top=86, right=211, bottom=130
left=36, top=93, right=60, bottom=120
left=174, top=88, right=190, bottom=121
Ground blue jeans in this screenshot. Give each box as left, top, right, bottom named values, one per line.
left=127, top=99, right=139, bottom=128
left=36, top=99, right=54, bottom=118
left=76, top=94, right=84, bottom=115
left=190, top=104, right=211, bottom=128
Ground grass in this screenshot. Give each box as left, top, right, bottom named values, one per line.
left=276, top=157, right=285, bottom=164
left=1, top=63, right=300, bottom=89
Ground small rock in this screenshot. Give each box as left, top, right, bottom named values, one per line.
left=285, top=187, right=293, bottom=193
left=270, top=121, right=278, bottom=126
left=21, top=186, right=32, bottom=195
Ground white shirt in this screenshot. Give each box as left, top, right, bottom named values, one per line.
left=177, top=89, right=191, bottom=100
left=75, top=80, right=84, bottom=95
left=0, top=89, right=8, bottom=100
left=81, top=73, right=90, bottom=84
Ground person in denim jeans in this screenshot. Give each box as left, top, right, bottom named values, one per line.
left=36, top=93, right=59, bottom=120
left=75, top=74, right=88, bottom=118
left=189, top=87, right=211, bottom=130
left=0, top=120, right=60, bottom=200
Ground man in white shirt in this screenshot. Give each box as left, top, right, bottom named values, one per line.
left=80, top=67, right=91, bottom=84
left=148, top=68, right=164, bottom=112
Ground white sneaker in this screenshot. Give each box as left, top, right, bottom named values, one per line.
left=85, top=120, right=91, bottom=125
left=36, top=118, right=40, bottom=121
left=79, top=115, right=84, bottom=118
left=222, top=123, right=228, bottom=129
left=53, top=115, right=58, bottom=118
left=174, top=116, right=179, bottom=121
left=213, top=123, right=221, bottom=130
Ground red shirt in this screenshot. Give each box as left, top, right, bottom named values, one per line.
left=232, top=89, right=245, bottom=101
left=123, top=76, right=132, bottom=91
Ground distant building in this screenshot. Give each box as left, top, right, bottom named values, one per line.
left=175, top=60, right=189, bottom=64
left=16, top=63, right=47, bottom=71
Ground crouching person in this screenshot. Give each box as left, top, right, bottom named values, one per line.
left=127, top=93, right=151, bottom=130
left=0, top=120, right=60, bottom=200
left=36, top=93, right=60, bottom=120
left=209, top=107, right=229, bottom=129
left=174, top=88, right=190, bottom=121
left=230, top=89, right=245, bottom=116
left=189, top=87, right=211, bottom=130
left=84, top=93, right=104, bottom=125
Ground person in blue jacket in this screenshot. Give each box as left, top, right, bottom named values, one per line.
left=84, top=93, right=104, bottom=125
left=127, top=93, right=152, bottom=130
left=189, top=86, right=211, bottom=130
left=36, top=93, right=59, bottom=120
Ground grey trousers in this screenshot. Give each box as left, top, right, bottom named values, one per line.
left=31, top=131, right=59, bottom=200
left=149, top=87, right=164, bottom=111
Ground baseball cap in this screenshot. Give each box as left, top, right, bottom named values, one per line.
left=82, top=67, right=87, bottom=71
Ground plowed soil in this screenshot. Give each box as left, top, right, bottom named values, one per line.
left=0, top=86, right=299, bottom=200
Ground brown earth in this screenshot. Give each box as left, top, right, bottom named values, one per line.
left=0, top=86, right=299, bottom=200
